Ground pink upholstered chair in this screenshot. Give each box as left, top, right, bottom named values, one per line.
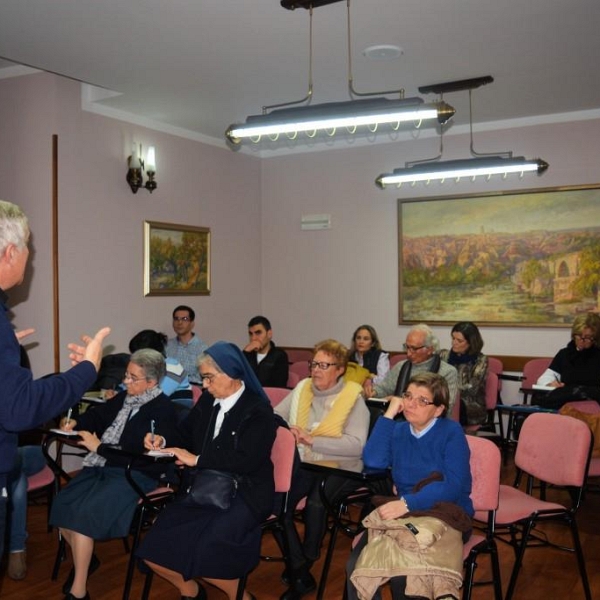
left=235, top=426, right=297, bottom=599
left=191, top=384, right=202, bottom=406
left=491, top=412, right=593, bottom=600
left=463, top=435, right=502, bottom=600
left=27, top=464, right=56, bottom=531
left=464, top=371, right=501, bottom=436
left=520, top=357, right=552, bottom=403
left=264, top=386, right=290, bottom=408
left=389, top=353, right=407, bottom=367
left=289, top=360, right=310, bottom=381
left=286, top=370, right=301, bottom=389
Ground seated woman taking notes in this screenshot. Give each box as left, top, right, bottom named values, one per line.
left=49, top=349, right=178, bottom=600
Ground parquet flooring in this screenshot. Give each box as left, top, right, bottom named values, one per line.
left=1, top=459, right=599, bottom=600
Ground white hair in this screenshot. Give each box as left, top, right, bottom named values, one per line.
left=0, top=200, right=29, bottom=254
left=408, top=323, right=440, bottom=352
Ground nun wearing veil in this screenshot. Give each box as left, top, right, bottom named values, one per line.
left=136, top=341, right=276, bottom=600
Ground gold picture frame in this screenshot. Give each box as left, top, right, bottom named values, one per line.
left=398, top=184, right=600, bottom=326
left=144, top=221, right=211, bottom=296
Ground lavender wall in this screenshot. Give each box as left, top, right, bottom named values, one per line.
left=1, top=70, right=599, bottom=379
left=0, top=73, right=262, bottom=376
left=259, top=117, right=600, bottom=359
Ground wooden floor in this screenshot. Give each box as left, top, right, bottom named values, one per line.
left=1, top=458, right=600, bottom=600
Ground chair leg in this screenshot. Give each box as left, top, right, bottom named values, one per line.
left=235, top=574, right=247, bottom=600
left=315, top=510, right=342, bottom=600
left=569, top=517, right=592, bottom=600
left=52, top=534, right=67, bottom=581
left=141, top=570, right=154, bottom=600
left=504, top=518, right=535, bottom=600
left=461, top=552, right=477, bottom=600
left=122, top=506, right=146, bottom=600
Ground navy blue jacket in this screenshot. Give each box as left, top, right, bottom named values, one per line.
left=0, top=289, right=96, bottom=486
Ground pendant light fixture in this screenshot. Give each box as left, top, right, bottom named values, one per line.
left=225, top=0, right=455, bottom=150
left=376, top=76, right=548, bottom=188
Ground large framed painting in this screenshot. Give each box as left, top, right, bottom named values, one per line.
left=399, top=185, right=600, bottom=326
left=144, top=221, right=211, bottom=296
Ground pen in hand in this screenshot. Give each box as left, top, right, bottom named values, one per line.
left=150, top=419, right=156, bottom=445
left=66, top=408, right=73, bottom=428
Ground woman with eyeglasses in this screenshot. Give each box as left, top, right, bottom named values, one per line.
left=347, top=325, right=390, bottom=385
left=136, top=341, right=276, bottom=600
left=274, top=339, right=370, bottom=600
left=533, top=313, right=600, bottom=411
left=346, top=372, right=473, bottom=600
left=49, top=349, right=178, bottom=600
left=439, top=321, right=488, bottom=426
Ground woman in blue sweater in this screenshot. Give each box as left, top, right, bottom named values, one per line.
left=347, top=372, right=473, bottom=599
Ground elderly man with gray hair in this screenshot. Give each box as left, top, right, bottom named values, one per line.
left=364, top=324, right=458, bottom=414
left=0, top=199, right=110, bottom=569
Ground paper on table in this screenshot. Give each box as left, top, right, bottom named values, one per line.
left=49, top=428, right=80, bottom=436
left=532, top=384, right=554, bottom=391
left=146, top=450, right=175, bottom=457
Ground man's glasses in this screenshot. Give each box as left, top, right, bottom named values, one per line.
left=173, top=316, right=191, bottom=322
left=574, top=334, right=595, bottom=342
left=308, top=361, right=338, bottom=371
left=123, top=373, right=145, bottom=383
left=403, top=343, right=426, bottom=353
left=401, top=391, right=435, bottom=407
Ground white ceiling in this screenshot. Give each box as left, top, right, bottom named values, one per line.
left=1, top=0, right=599, bottom=149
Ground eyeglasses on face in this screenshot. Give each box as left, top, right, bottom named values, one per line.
left=123, top=373, right=146, bottom=383
left=403, top=343, right=426, bottom=353
left=173, top=316, right=191, bottom=322
left=574, top=334, right=595, bottom=342
left=308, top=360, right=339, bottom=371
left=401, top=391, right=435, bottom=407
left=200, top=372, right=219, bottom=383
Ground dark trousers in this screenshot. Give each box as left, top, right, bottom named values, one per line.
left=346, top=531, right=409, bottom=600
left=0, top=486, right=7, bottom=561
left=281, top=469, right=362, bottom=572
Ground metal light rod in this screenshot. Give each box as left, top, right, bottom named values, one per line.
left=376, top=156, right=549, bottom=188
left=226, top=98, right=455, bottom=149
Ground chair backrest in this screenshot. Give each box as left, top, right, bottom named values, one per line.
left=467, top=436, right=501, bottom=512
left=285, top=348, right=313, bottom=364
left=515, top=412, right=592, bottom=488
left=191, top=385, right=202, bottom=406
left=271, top=426, right=296, bottom=494
left=450, top=392, right=460, bottom=422
left=521, top=357, right=552, bottom=387
left=487, top=357, right=504, bottom=376
left=264, top=387, right=289, bottom=408
left=289, top=360, right=310, bottom=380
left=286, top=370, right=301, bottom=388
left=389, top=353, right=407, bottom=367
left=485, top=371, right=499, bottom=410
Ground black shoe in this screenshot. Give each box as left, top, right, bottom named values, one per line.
left=181, top=582, right=207, bottom=600
left=62, top=554, right=100, bottom=594
left=63, top=593, right=90, bottom=600
left=281, top=562, right=313, bottom=586
left=279, top=570, right=317, bottom=600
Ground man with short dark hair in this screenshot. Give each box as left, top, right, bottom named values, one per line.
left=165, top=305, right=207, bottom=385
left=243, top=316, right=289, bottom=388
left=0, top=200, right=110, bottom=565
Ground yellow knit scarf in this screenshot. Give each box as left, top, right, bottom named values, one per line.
left=295, top=379, right=362, bottom=438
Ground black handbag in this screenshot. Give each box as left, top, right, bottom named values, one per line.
left=183, top=468, right=239, bottom=510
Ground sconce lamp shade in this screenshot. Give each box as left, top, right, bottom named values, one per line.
left=145, top=146, right=156, bottom=173
left=376, top=156, right=549, bottom=188
left=226, top=97, right=455, bottom=149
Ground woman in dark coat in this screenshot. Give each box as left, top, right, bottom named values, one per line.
left=50, top=349, right=178, bottom=600
left=136, top=341, right=277, bottom=600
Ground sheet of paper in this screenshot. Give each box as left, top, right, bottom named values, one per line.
left=49, top=428, right=80, bottom=436
left=146, top=450, right=175, bottom=457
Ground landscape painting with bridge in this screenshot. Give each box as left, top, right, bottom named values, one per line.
left=399, top=185, right=600, bottom=327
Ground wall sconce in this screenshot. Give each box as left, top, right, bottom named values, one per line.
left=126, top=144, right=157, bottom=193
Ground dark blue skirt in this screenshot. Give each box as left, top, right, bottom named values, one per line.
left=136, top=493, right=262, bottom=580
left=49, top=466, right=156, bottom=540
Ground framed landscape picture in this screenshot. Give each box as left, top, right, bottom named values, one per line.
left=398, top=184, right=600, bottom=326
left=144, top=221, right=211, bottom=296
